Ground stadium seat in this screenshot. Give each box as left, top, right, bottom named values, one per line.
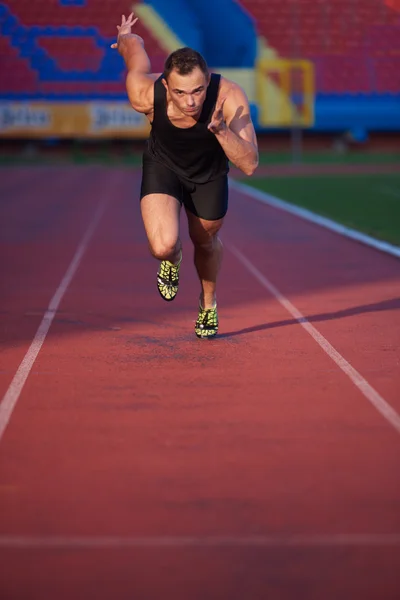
left=240, top=0, right=400, bottom=94
left=1, top=0, right=399, bottom=98
left=0, top=0, right=167, bottom=99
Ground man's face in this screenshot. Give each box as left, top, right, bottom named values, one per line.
left=164, top=67, right=210, bottom=117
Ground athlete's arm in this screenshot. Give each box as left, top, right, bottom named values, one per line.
left=111, top=13, right=155, bottom=114
left=208, top=82, right=259, bottom=176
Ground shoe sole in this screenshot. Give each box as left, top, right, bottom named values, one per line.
left=157, top=285, right=178, bottom=302
left=157, top=252, right=182, bottom=302
left=157, top=277, right=179, bottom=302
left=195, top=329, right=218, bottom=339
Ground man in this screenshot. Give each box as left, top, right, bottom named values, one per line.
left=112, top=13, right=258, bottom=338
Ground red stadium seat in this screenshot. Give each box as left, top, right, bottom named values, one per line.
left=2, top=0, right=399, bottom=96
left=4, top=0, right=166, bottom=59
left=241, top=0, right=400, bottom=93
left=37, top=36, right=104, bottom=72
left=0, top=36, right=38, bottom=93
left=1, top=0, right=167, bottom=96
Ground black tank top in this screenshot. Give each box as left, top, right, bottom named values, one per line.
left=144, top=73, right=229, bottom=184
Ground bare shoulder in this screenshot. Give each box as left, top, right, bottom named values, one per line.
left=219, top=76, right=257, bottom=144
left=218, top=76, right=252, bottom=124
left=219, top=76, right=244, bottom=92
left=126, top=71, right=162, bottom=114
left=219, top=76, right=250, bottom=105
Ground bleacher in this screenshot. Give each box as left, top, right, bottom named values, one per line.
left=242, top=0, right=400, bottom=94
left=0, top=0, right=399, bottom=117
left=0, top=34, right=38, bottom=95
left=0, top=0, right=167, bottom=99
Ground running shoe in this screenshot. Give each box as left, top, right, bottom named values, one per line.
left=195, top=304, right=219, bottom=338
left=157, top=250, right=182, bottom=301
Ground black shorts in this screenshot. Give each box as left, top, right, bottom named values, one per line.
left=140, top=153, right=228, bottom=221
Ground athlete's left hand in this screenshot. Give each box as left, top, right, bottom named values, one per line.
left=111, top=12, right=139, bottom=49
left=208, top=96, right=227, bottom=135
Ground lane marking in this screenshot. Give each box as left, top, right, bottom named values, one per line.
left=229, top=179, right=400, bottom=259
left=0, top=195, right=109, bottom=443
left=228, top=244, right=400, bottom=435
left=0, top=534, right=400, bottom=549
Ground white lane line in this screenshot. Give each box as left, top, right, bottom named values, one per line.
left=228, top=244, right=400, bottom=435
left=229, top=179, right=400, bottom=259
left=0, top=534, right=400, bottom=549
left=0, top=195, right=109, bottom=443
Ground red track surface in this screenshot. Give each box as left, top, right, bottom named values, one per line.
left=1, top=166, right=400, bottom=599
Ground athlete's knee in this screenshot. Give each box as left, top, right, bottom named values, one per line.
left=189, top=218, right=223, bottom=248
left=192, top=232, right=222, bottom=255
left=149, top=236, right=179, bottom=261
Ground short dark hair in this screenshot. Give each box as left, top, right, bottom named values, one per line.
left=164, top=47, right=209, bottom=79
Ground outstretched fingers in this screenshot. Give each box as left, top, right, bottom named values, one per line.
left=111, top=13, right=139, bottom=48
left=126, top=12, right=138, bottom=26
left=207, top=96, right=228, bottom=133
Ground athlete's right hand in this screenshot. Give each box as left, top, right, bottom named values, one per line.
left=111, top=13, right=138, bottom=49
left=208, top=96, right=228, bottom=135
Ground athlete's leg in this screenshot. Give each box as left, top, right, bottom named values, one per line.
left=185, top=209, right=224, bottom=309
left=140, top=151, right=183, bottom=264
left=183, top=175, right=228, bottom=311
left=141, top=193, right=183, bottom=302
left=141, top=193, right=182, bottom=264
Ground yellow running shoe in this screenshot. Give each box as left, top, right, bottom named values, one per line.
left=157, top=251, right=182, bottom=301
left=195, top=304, right=219, bottom=339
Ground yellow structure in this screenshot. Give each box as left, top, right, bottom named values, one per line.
left=256, top=44, right=315, bottom=128
left=133, top=3, right=185, bottom=53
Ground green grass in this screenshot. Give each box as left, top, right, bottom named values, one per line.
left=246, top=173, right=400, bottom=246
left=258, top=151, right=400, bottom=166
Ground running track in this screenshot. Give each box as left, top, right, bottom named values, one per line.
left=0, top=166, right=399, bottom=599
